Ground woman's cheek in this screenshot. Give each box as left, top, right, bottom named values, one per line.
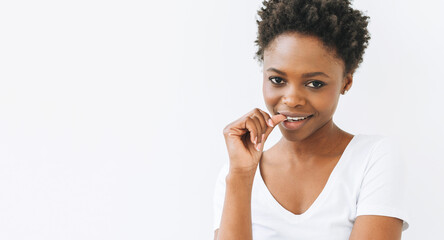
left=262, top=89, right=274, bottom=114
left=315, top=88, right=340, bottom=114
left=263, top=85, right=279, bottom=105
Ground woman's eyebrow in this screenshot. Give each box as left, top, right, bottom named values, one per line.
left=301, top=72, right=330, bottom=78
left=266, top=67, right=330, bottom=78
left=266, top=67, right=287, bottom=76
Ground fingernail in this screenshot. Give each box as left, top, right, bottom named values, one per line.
left=267, top=119, right=274, bottom=127
left=254, top=136, right=257, bottom=144
left=256, top=142, right=262, bottom=151
left=261, top=134, right=265, bottom=142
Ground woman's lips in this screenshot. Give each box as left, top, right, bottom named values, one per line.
left=281, top=115, right=313, bottom=130
left=277, top=111, right=313, bottom=118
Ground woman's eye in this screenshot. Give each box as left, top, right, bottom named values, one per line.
left=269, top=77, right=285, bottom=85
left=306, top=81, right=325, bottom=89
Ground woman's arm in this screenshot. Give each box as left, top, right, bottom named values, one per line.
left=215, top=110, right=285, bottom=239
left=349, top=215, right=403, bottom=240
left=215, top=171, right=256, bottom=240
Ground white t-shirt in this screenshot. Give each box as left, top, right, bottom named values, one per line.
left=213, top=134, right=409, bottom=239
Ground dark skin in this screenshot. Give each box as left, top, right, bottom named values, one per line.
left=260, top=31, right=354, bottom=215
left=215, top=32, right=402, bottom=239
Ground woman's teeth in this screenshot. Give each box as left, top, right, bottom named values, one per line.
left=286, top=115, right=312, bottom=122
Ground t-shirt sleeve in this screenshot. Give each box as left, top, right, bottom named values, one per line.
left=213, top=162, right=229, bottom=231
left=356, top=136, right=410, bottom=231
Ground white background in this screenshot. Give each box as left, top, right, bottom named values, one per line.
left=0, top=0, right=443, bottom=239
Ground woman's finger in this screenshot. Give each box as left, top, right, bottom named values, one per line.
left=256, top=131, right=266, bottom=152
left=254, top=110, right=272, bottom=145
left=249, top=114, right=264, bottom=146
left=245, top=117, right=259, bottom=145
left=262, top=114, right=287, bottom=141
left=252, top=110, right=267, bottom=139
left=270, top=114, right=287, bottom=127
left=257, top=109, right=274, bottom=128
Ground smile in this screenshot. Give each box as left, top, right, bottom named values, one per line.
left=280, top=114, right=313, bottom=130
left=285, top=115, right=313, bottom=122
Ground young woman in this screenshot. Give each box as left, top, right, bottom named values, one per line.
left=213, top=0, right=409, bottom=239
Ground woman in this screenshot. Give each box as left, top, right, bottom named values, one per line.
left=213, top=0, right=409, bottom=239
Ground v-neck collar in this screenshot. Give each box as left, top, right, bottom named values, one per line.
left=255, top=134, right=359, bottom=223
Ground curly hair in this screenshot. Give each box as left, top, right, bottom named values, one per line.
left=254, top=0, right=371, bottom=75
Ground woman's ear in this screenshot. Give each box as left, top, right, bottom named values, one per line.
left=342, top=72, right=353, bottom=95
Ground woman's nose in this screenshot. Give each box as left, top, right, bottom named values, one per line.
left=282, top=87, right=307, bottom=107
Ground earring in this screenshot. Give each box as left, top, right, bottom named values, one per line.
left=343, top=90, right=348, bottom=95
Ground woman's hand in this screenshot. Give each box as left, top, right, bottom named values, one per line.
left=222, top=108, right=286, bottom=175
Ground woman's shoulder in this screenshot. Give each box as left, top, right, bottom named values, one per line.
left=354, top=133, right=393, bottom=143
left=349, top=134, right=402, bottom=172
left=343, top=134, right=402, bottom=170
left=352, top=133, right=399, bottom=152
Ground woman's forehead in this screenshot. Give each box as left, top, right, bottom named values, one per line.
left=263, top=33, right=344, bottom=77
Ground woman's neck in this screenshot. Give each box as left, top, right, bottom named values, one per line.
left=272, top=119, right=350, bottom=166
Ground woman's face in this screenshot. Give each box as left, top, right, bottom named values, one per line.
left=263, top=32, right=352, bottom=141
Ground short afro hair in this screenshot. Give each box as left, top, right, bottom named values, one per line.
left=254, top=0, right=371, bottom=75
